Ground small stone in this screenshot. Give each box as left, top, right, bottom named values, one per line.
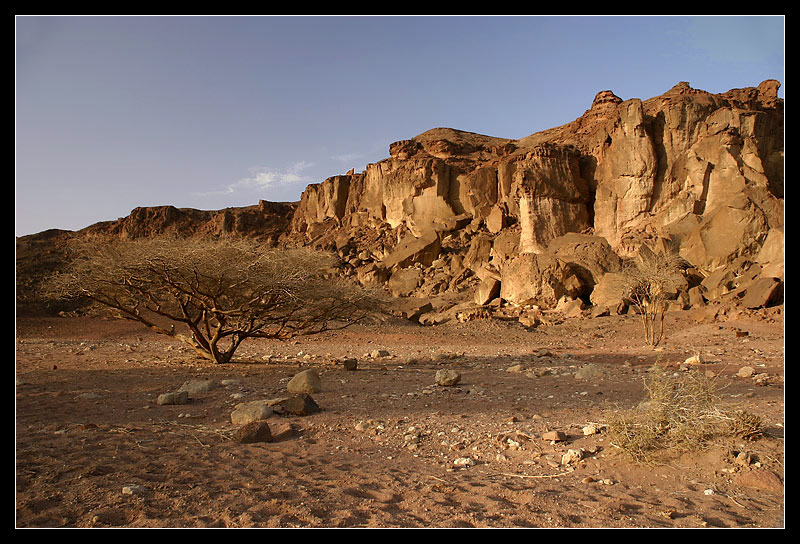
left=582, top=423, right=600, bottom=436
left=435, top=369, right=461, bottom=386
left=230, top=400, right=273, bottom=425
left=737, top=366, right=756, bottom=378
left=122, top=484, right=148, bottom=495
left=575, top=363, right=603, bottom=380
left=341, top=358, right=358, bottom=371
left=233, top=420, right=273, bottom=444
left=561, top=448, right=584, bottom=465
left=541, top=430, right=567, bottom=442
left=178, top=379, right=218, bottom=394
left=453, top=457, right=475, bottom=467
left=287, top=369, right=322, bottom=394
left=157, top=391, right=190, bottom=406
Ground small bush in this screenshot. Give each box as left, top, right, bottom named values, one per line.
left=606, top=368, right=763, bottom=463
left=621, top=248, right=685, bottom=347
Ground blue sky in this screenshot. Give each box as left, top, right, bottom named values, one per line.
left=15, top=15, right=784, bottom=236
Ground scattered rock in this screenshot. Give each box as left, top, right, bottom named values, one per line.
left=582, top=423, right=600, bottom=436
left=233, top=420, right=273, bottom=444
left=561, top=448, right=584, bottom=465
left=269, top=394, right=321, bottom=416
left=231, top=400, right=274, bottom=425
left=341, top=357, right=358, bottom=371
left=178, top=379, right=218, bottom=394
left=737, top=366, right=756, bottom=378
left=541, top=430, right=567, bottom=442
left=157, top=391, right=190, bottom=406
left=434, top=369, right=461, bottom=386
left=122, top=484, right=148, bottom=496
left=287, top=369, right=322, bottom=394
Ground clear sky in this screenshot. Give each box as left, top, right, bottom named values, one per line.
left=15, top=15, right=785, bottom=236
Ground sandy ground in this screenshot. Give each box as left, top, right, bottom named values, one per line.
left=15, top=306, right=785, bottom=528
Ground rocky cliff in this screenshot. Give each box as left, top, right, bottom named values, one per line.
left=17, top=80, right=784, bottom=320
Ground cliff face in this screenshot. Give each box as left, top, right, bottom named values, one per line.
left=18, top=80, right=784, bottom=315
left=288, top=80, right=783, bottom=278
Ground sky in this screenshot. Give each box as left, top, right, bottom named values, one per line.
left=15, top=15, right=785, bottom=237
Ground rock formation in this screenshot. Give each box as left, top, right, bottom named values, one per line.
left=17, top=80, right=784, bottom=321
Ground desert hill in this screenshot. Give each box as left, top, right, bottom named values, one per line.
left=16, top=80, right=784, bottom=323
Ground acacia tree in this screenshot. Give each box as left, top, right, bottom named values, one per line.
left=46, top=236, right=382, bottom=363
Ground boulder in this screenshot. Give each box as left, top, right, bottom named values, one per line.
left=464, top=234, right=493, bottom=272
left=393, top=298, right=434, bottom=322
left=546, top=233, right=623, bottom=293
left=474, top=278, right=501, bottom=305
left=589, top=272, right=629, bottom=312
left=269, top=394, right=321, bottom=416
left=500, top=253, right=583, bottom=308
left=755, top=227, right=784, bottom=280
left=740, top=277, right=783, bottom=308
left=177, top=379, right=217, bottom=394
left=233, top=421, right=273, bottom=444
left=287, top=369, right=322, bottom=395
left=387, top=267, right=423, bottom=297
left=381, top=229, right=441, bottom=270
left=157, top=391, right=190, bottom=406
left=356, top=263, right=388, bottom=287
left=231, top=401, right=274, bottom=425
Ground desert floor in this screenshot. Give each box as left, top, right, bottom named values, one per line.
left=15, top=306, right=784, bottom=528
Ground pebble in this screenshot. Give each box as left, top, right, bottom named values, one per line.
left=561, top=448, right=584, bottom=465
left=582, top=423, right=600, bottom=435
left=541, top=430, right=567, bottom=442
left=122, top=484, right=148, bottom=495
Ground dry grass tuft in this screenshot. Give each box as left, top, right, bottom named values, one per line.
left=605, top=368, right=764, bottom=463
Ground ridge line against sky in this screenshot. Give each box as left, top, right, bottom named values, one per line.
left=15, top=15, right=785, bottom=236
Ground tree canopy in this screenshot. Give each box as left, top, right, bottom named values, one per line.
left=46, top=236, right=383, bottom=363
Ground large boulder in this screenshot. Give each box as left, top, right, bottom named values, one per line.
left=589, top=272, right=630, bottom=313
left=381, top=229, right=441, bottom=270
left=545, top=233, right=623, bottom=294
left=500, top=253, right=583, bottom=307
left=388, top=267, right=424, bottom=297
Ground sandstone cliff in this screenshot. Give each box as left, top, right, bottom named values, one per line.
left=17, top=80, right=784, bottom=319
left=289, top=80, right=782, bottom=269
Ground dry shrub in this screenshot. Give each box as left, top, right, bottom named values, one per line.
left=621, top=248, right=685, bottom=347
left=606, top=368, right=763, bottom=463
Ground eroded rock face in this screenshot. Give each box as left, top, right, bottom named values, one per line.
left=287, top=80, right=782, bottom=282
left=18, top=80, right=784, bottom=316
